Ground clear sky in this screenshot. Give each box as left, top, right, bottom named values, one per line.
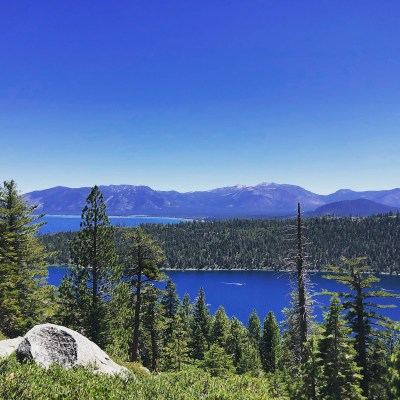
left=1, top=0, right=399, bottom=194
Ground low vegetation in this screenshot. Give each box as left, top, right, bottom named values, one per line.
left=0, top=355, right=279, bottom=400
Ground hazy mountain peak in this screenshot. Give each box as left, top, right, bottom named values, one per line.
left=256, top=182, right=275, bottom=187
left=332, top=188, right=355, bottom=194
left=233, top=184, right=246, bottom=189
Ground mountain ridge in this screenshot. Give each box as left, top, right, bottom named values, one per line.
left=307, top=198, right=399, bottom=217
left=24, top=183, right=400, bottom=218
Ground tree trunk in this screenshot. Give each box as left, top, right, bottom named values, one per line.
left=131, top=269, right=142, bottom=362
left=91, top=209, right=99, bottom=344
left=355, top=282, right=368, bottom=395
left=297, top=202, right=308, bottom=356
left=151, top=325, right=159, bottom=371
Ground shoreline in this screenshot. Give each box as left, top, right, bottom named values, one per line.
left=40, top=214, right=193, bottom=220
left=47, top=265, right=399, bottom=276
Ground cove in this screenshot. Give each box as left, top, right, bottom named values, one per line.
left=48, top=268, right=400, bottom=324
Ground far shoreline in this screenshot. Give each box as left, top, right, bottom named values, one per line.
left=39, top=214, right=193, bottom=220
left=47, top=265, right=399, bottom=276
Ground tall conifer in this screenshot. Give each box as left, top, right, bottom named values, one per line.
left=189, top=287, right=211, bottom=360
left=261, top=311, right=280, bottom=372
left=247, top=309, right=261, bottom=349
left=210, top=306, right=230, bottom=348
left=118, top=228, right=165, bottom=362
left=323, top=257, right=398, bottom=396
left=319, top=294, right=364, bottom=400
left=161, top=278, right=180, bottom=344
left=61, top=185, right=117, bottom=345
left=0, top=180, right=49, bottom=337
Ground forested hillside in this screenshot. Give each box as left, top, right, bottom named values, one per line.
left=40, top=213, right=400, bottom=274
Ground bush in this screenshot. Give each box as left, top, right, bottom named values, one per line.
left=0, top=355, right=279, bottom=399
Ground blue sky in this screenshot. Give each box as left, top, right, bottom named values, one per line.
left=1, top=0, right=399, bottom=194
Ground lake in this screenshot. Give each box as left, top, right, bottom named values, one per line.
left=48, top=268, right=400, bottom=324
left=37, top=215, right=192, bottom=234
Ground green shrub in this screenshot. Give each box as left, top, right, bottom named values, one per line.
left=0, top=355, right=279, bottom=400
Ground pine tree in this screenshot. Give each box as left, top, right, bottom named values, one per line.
left=141, top=285, right=164, bottom=371
left=319, top=294, right=364, bottom=400
left=261, top=311, right=280, bottom=373
left=180, top=292, right=192, bottom=335
left=0, top=180, right=50, bottom=337
left=210, top=306, right=230, bottom=348
left=296, top=202, right=309, bottom=355
left=55, top=274, right=89, bottom=332
left=118, top=228, right=165, bottom=362
left=64, top=185, right=117, bottom=345
left=237, top=337, right=263, bottom=375
left=247, top=309, right=261, bottom=350
left=390, top=342, right=400, bottom=398
left=201, top=343, right=235, bottom=377
left=224, top=316, right=262, bottom=374
left=366, top=333, right=394, bottom=400
left=104, top=281, right=133, bottom=361
left=323, top=256, right=399, bottom=396
left=283, top=202, right=313, bottom=368
left=298, top=333, right=323, bottom=400
left=189, top=287, right=211, bottom=360
left=161, top=313, right=190, bottom=371
left=161, top=278, right=180, bottom=344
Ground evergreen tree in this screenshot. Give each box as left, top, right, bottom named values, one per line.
left=161, top=313, right=190, bottom=371
left=141, top=285, right=165, bottom=371
left=210, top=306, right=230, bottom=348
left=161, top=278, right=180, bottom=319
left=118, top=228, right=165, bottom=362
left=161, top=278, right=180, bottom=344
left=247, top=309, right=261, bottom=349
left=189, top=287, right=211, bottom=360
left=55, top=274, right=89, bottom=332
left=367, top=333, right=395, bottom=400
left=105, top=281, right=133, bottom=361
left=237, top=337, right=263, bottom=375
left=298, top=333, right=323, bottom=400
left=261, top=311, right=280, bottom=373
left=319, top=294, right=364, bottom=400
left=0, top=180, right=50, bottom=337
left=201, top=343, right=235, bottom=377
left=390, top=342, right=400, bottom=398
left=323, top=256, right=399, bottom=396
left=180, top=292, right=192, bottom=332
left=295, top=202, right=309, bottom=355
left=63, top=185, right=117, bottom=345
left=283, top=202, right=314, bottom=370
left=226, top=316, right=252, bottom=372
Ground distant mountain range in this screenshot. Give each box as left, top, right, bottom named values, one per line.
left=24, top=183, right=400, bottom=218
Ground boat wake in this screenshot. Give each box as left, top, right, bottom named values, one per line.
left=220, top=282, right=246, bottom=286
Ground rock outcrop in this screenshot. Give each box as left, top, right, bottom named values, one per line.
left=0, top=324, right=128, bottom=375
left=0, top=337, right=23, bottom=358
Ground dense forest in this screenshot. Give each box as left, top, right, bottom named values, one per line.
left=41, top=213, right=400, bottom=273
left=1, top=180, right=400, bottom=399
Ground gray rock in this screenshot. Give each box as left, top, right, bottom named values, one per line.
left=0, top=337, right=23, bottom=358
left=16, top=324, right=128, bottom=375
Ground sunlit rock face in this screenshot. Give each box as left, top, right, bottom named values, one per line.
left=14, top=324, right=128, bottom=375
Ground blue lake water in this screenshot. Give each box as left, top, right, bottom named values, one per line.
left=37, top=215, right=191, bottom=234
left=48, top=268, right=400, bottom=324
